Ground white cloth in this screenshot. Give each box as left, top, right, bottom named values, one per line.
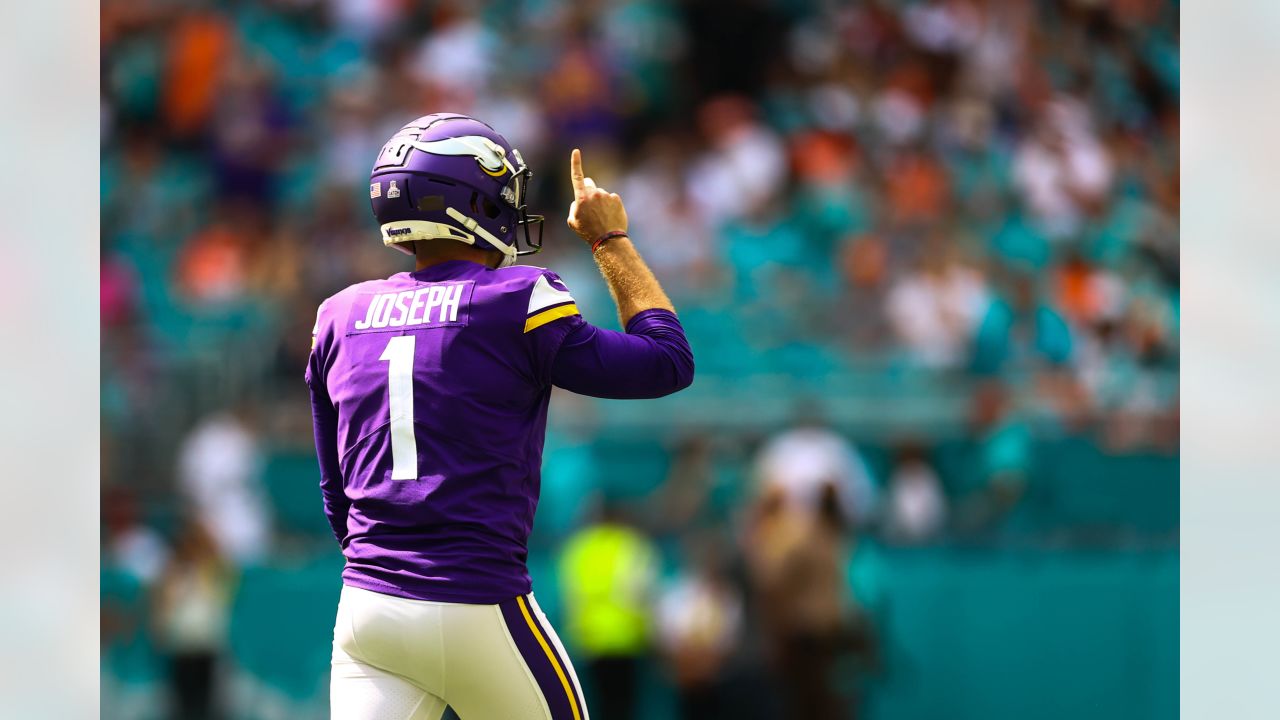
left=754, top=427, right=879, bottom=526
left=155, top=568, right=228, bottom=653
left=886, top=266, right=990, bottom=369
left=656, top=577, right=742, bottom=655
left=885, top=461, right=948, bottom=543
left=1012, top=97, right=1113, bottom=238
left=107, top=526, right=170, bottom=585
left=687, top=123, right=787, bottom=223
left=331, top=586, right=588, bottom=720
left=177, top=414, right=271, bottom=565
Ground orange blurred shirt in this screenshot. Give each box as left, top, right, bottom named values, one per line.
left=164, top=13, right=233, bottom=136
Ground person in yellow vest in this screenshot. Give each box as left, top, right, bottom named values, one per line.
left=559, top=501, right=659, bottom=720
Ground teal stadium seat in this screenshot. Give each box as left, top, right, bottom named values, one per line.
left=262, top=449, right=336, bottom=539
left=228, top=554, right=345, bottom=711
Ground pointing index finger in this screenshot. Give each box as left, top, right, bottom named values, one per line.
left=570, top=148, right=586, bottom=199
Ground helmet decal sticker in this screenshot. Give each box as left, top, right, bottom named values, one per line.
left=387, top=180, right=401, bottom=199
left=375, top=134, right=513, bottom=175
left=370, top=182, right=381, bottom=199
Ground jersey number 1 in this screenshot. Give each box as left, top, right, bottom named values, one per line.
left=379, top=335, right=417, bottom=480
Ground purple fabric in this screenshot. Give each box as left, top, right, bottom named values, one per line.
left=498, top=595, right=583, bottom=720
left=306, top=259, right=693, bottom=603
left=308, top=375, right=349, bottom=543
left=550, top=308, right=694, bottom=399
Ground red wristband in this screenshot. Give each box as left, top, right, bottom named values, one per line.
left=591, top=230, right=629, bottom=253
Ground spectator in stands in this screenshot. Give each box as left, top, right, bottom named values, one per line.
left=653, top=433, right=733, bottom=537
left=972, top=270, right=1074, bottom=374
left=153, top=518, right=232, bottom=720
left=559, top=499, right=659, bottom=720
left=835, top=227, right=895, bottom=351
left=101, top=253, right=140, bottom=330
left=174, top=200, right=270, bottom=308
left=885, top=237, right=990, bottom=369
left=743, top=482, right=871, bottom=720
left=753, top=403, right=879, bottom=530
left=160, top=9, right=232, bottom=141
left=617, top=136, right=719, bottom=302
left=688, top=96, right=787, bottom=225
left=957, top=382, right=1034, bottom=534
left=883, top=442, right=948, bottom=544
left=1012, top=95, right=1114, bottom=241
left=656, top=535, right=744, bottom=720
left=176, top=405, right=272, bottom=566
left=103, top=485, right=170, bottom=587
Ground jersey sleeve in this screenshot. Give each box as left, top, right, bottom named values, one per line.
left=521, top=270, right=587, bottom=385
left=550, top=308, right=695, bottom=399
left=305, top=298, right=351, bottom=544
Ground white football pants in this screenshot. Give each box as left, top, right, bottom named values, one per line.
left=330, top=585, right=590, bottom=720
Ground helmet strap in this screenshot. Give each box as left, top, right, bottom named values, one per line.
left=444, top=207, right=517, bottom=266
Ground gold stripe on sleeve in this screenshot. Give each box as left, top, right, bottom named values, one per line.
left=523, top=303, right=579, bottom=333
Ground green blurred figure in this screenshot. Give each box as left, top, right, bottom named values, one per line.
left=559, top=502, right=659, bottom=720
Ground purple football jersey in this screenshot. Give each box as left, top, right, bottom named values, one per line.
left=306, top=259, right=587, bottom=603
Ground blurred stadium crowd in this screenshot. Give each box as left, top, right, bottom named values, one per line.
left=101, top=1, right=1179, bottom=719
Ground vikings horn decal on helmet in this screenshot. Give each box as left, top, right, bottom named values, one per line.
left=369, top=113, right=544, bottom=267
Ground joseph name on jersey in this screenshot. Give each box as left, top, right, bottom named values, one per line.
left=352, top=283, right=469, bottom=330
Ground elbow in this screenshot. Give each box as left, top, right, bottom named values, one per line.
left=629, top=314, right=695, bottom=396
left=634, top=344, right=694, bottom=399
left=660, top=345, right=695, bottom=397
left=675, top=353, right=695, bottom=393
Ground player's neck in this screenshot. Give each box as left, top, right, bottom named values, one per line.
left=414, top=241, right=499, bottom=271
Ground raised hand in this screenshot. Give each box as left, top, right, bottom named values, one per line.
left=566, top=148, right=628, bottom=245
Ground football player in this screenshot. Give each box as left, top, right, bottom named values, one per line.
left=307, top=113, right=694, bottom=720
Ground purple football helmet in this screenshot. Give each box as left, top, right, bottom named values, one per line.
left=369, top=113, right=543, bottom=267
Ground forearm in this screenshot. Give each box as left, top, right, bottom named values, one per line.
left=566, top=148, right=674, bottom=326
left=592, top=236, right=675, bottom=327
left=551, top=309, right=694, bottom=398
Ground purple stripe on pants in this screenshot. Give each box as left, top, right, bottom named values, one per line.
left=498, top=595, right=582, bottom=720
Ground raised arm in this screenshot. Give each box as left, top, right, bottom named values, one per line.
left=548, top=149, right=693, bottom=398
left=566, top=148, right=674, bottom=326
